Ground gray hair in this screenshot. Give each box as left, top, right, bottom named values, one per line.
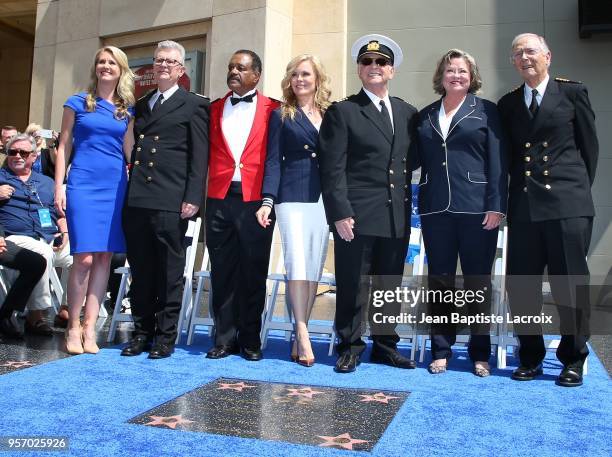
left=155, top=40, right=185, bottom=64
left=5, top=133, right=36, bottom=154
left=511, top=33, right=550, bottom=54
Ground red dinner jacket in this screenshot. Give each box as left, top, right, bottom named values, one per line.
left=208, top=91, right=279, bottom=201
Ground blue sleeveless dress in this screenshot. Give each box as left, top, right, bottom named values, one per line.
left=64, top=93, right=132, bottom=254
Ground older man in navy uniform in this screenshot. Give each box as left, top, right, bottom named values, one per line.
left=121, top=40, right=209, bottom=359
left=319, top=34, right=418, bottom=373
left=498, top=33, right=598, bottom=386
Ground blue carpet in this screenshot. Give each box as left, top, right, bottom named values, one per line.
left=0, top=334, right=610, bottom=457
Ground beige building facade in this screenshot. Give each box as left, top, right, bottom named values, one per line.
left=27, top=0, right=611, bottom=275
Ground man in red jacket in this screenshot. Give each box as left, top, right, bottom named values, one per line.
left=206, top=50, right=279, bottom=361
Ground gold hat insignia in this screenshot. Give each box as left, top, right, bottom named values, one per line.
left=366, top=41, right=380, bottom=51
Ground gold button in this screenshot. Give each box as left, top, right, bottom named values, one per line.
left=387, top=199, right=392, bottom=203
left=523, top=186, right=528, bottom=192
left=282, top=156, right=285, bottom=161
left=403, top=169, right=407, bottom=174
left=311, top=152, right=316, bottom=158
left=151, top=148, right=156, bottom=153
left=154, top=136, right=159, bottom=141
left=545, top=184, right=551, bottom=190
left=525, top=142, right=531, bottom=148
left=148, top=162, right=154, bottom=167
left=404, top=198, right=409, bottom=202
left=134, top=160, right=140, bottom=165
left=442, top=162, right=446, bottom=166
left=525, top=171, right=531, bottom=177
left=304, top=145, right=309, bottom=150
left=402, top=158, right=406, bottom=163
left=146, top=176, right=152, bottom=182
left=390, top=184, right=395, bottom=189
left=442, top=142, right=446, bottom=148
left=239, top=163, right=244, bottom=168
left=524, top=156, right=531, bottom=162
left=136, top=147, right=141, bottom=152
left=389, top=170, right=394, bottom=174
left=543, top=141, right=548, bottom=147
left=543, top=155, right=548, bottom=162
left=404, top=184, right=408, bottom=189
left=139, top=134, right=144, bottom=139
left=543, top=170, right=549, bottom=176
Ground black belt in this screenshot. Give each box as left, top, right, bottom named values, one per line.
left=228, top=181, right=243, bottom=196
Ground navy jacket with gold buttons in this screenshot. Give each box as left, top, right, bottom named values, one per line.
left=414, top=94, right=508, bottom=216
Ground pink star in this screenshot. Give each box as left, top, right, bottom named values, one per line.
left=0, top=360, right=34, bottom=368
left=358, top=392, right=400, bottom=404
left=216, top=381, right=257, bottom=392
left=317, top=432, right=369, bottom=450
left=272, top=395, right=312, bottom=405
left=286, top=387, right=325, bottom=399
left=143, top=415, right=194, bottom=429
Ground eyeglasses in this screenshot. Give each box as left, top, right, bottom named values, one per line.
left=153, top=58, right=182, bottom=67
left=511, top=48, right=542, bottom=60
left=7, top=149, right=34, bottom=158
left=359, top=57, right=391, bottom=67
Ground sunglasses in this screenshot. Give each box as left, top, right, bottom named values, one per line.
left=359, top=57, right=391, bottom=67
left=7, top=149, right=34, bottom=158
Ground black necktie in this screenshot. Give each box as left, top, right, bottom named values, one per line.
left=230, top=93, right=255, bottom=106
left=529, top=89, right=539, bottom=117
left=379, top=100, right=393, bottom=136
left=152, top=94, right=164, bottom=113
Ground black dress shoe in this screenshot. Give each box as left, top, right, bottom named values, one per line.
left=370, top=350, right=416, bottom=369
left=206, top=345, right=239, bottom=359
left=120, top=336, right=152, bottom=356
left=334, top=353, right=360, bottom=373
left=148, top=343, right=174, bottom=359
left=25, top=319, right=53, bottom=336
left=0, top=312, right=24, bottom=339
left=511, top=364, right=543, bottom=381
left=556, top=365, right=583, bottom=387
left=241, top=347, right=263, bottom=361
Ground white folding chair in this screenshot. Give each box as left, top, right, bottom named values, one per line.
left=186, top=245, right=214, bottom=345
left=106, top=217, right=202, bottom=344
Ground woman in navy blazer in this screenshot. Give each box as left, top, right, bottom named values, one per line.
left=414, top=49, right=508, bottom=376
left=256, top=55, right=331, bottom=366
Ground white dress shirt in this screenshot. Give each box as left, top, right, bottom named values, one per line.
left=148, top=84, right=180, bottom=110
left=438, top=96, right=466, bottom=139
left=222, top=89, right=258, bottom=182
left=524, top=74, right=549, bottom=110
left=363, top=87, right=394, bottom=133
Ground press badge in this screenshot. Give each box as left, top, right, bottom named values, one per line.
left=38, top=208, right=53, bottom=228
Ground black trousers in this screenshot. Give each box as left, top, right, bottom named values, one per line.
left=507, top=217, right=592, bottom=367
left=333, top=231, right=408, bottom=356
left=123, top=208, right=187, bottom=344
left=0, top=240, right=46, bottom=317
left=421, top=212, right=498, bottom=362
left=205, top=192, right=274, bottom=350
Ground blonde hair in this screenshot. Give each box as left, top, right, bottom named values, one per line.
left=432, top=49, right=482, bottom=96
left=86, top=46, right=135, bottom=119
left=24, top=122, right=46, bottom=150
left=280, top=54, right=331, bottom=121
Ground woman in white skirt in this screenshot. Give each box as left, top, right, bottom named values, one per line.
left=256, top=54, right=331, bottom=366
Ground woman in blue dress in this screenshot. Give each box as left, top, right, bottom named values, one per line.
left=55, top=46, right=135, bottom=354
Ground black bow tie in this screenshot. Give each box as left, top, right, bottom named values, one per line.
left=230, top=93, right=255, bottom=105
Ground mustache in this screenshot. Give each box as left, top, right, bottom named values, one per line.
left=227, top=74, right=241, bottom=84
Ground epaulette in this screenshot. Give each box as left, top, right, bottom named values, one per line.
left=332, top=96, right=349, bottom=104
left=555, top=77, right=581, bottom=84
left=138, top=89, right=156, bottom=101
left=190, top=91, right=210, bottom=99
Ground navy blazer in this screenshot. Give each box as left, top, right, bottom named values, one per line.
left=414, top=94, right=508, bottom=215
left=262, top=107, right=321, bottom=203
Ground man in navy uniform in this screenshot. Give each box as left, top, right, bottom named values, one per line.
left=498, top=33, right=598, bottom=386
left=121, top=40, right=209, bottom=359
left=318, top=34, right=418, bottom=373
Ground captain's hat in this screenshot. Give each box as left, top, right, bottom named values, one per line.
left=351, top=34, right=403, bottom=67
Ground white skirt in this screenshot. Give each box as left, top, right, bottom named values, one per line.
left=275, top=197, right=329, bottom=281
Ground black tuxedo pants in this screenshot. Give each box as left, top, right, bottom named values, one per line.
left=123, top=208, right=187, bottom=345
left=421, top=213, right=498, bottom=363
left=332, top=231, right=408, bottom=356
left=507, top=217, right=592, bottom=367
left=205, top=194, right=274, bottom=350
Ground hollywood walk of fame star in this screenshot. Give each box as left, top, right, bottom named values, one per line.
left=272, top=395, right=312, bottom=405
left=317, top=433, right=369, bottom=450
left=216, top=381, right=257, bottom=392
left=143, top=415, right=195, bottom=429
left=0, top=360, right=34, bottom=368
left=285, top=387, right=325, bottom=399
left=358, top=392, right=400, bottom=404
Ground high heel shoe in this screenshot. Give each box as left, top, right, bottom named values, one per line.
left=65, top=325, right=84, bottom=355
left=295, top=334, right=315, bottom=367
left=82, top=327, right=99, bottom=354
left=290, top=338, right=298, bottom=362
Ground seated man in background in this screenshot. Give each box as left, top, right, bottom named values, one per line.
left=0, top=133, right=72, bottom=335
left=0, top=126, right=18, bottom=168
